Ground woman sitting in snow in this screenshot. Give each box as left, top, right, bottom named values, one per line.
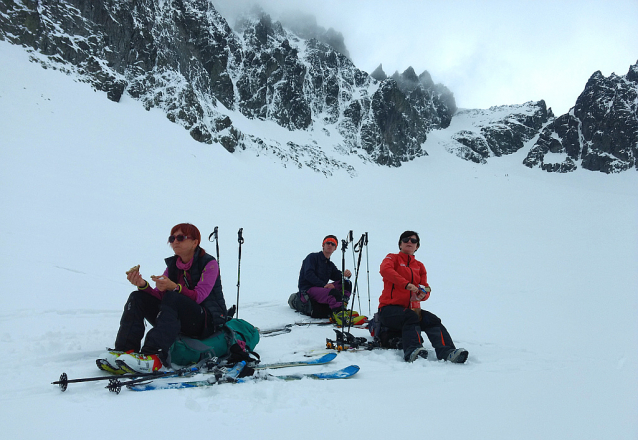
left=101, top=223, right=227, bottom=373
left=378, top=230, right=468, bottom=363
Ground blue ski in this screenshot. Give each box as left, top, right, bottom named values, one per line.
left=127, top=364, right=359, bottom=391
left=252, top=352, right=337, bottom=369
left=249, top=364, right=360, bottom=382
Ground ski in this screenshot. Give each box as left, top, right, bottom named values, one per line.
left=54, top=353, right=337, bottom=392
left=258, top=364, right=359, bottom=381
left=259, top=324, right=292, bottom=337
left=297, top=347, right=377, bottom=357
left=127, top=364, right=360, bottom=391
left=251, top=352, right=337, bottom=369
left=108, top=361, right=247, bottom=393
left=260, top=321, right=367, bottom=337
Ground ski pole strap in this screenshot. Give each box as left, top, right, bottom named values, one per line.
left=354, top=233, right=365, bottom=252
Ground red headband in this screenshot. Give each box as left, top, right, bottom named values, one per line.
left=323, top=237, right=338, bottom=247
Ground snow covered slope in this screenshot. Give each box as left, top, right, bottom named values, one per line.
left=1, top=42, right=637, bottom=439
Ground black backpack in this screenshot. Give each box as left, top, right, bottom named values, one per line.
left=368, top=312, right=402, bottom=349
left=288, top=291, right=332, bottom=318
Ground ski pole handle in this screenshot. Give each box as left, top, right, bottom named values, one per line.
left=209, top=226, right=220, bottom=264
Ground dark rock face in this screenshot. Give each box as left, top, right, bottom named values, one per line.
left=234, top=14, right=312, bottom=131
left=2, top=1, right=634, bottom=174
left=446, top=101, right=553, bottom=164
left=354, top=67, right=457, bottom=167
left=524, top=63, right=638, bottom=173
left=0, top=0, right=456, bottom=174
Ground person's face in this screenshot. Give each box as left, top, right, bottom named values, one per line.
left=322, top=240, right=337, bottom=257
left=399, top=235, right=419, bottom=255
left=170, top=229, right=199, bottom=255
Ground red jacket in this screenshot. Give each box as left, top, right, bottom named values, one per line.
left=379, top=252, right=430, bottom=309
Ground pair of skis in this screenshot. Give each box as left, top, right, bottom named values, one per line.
left=127, top=362, right=360, bottom=392
left=53, top=352, right=359, bottom=393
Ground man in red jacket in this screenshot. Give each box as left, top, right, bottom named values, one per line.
left=378, top=231, right=468, bottom=363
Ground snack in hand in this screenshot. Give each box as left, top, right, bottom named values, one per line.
left=126, top=264, right=140, bottom=275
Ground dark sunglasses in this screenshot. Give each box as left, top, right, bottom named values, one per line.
left=168, top=235, right=192, bottom=243
left=324, top=242, right=337, bottom=247
left=401, top=237, right=419, bottom=244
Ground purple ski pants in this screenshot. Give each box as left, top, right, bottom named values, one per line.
left=306, top=280, right=351, bottom=310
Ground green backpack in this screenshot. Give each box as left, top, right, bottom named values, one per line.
left=169, top=318, right=260, bottom=366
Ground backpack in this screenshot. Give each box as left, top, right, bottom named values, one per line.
left=169, top=318, right=260, bottom=366
left=288, top=290, right=332, bottom=318
left=368, top=312, right=402, bottom=349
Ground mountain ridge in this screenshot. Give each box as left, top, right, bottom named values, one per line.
left=0, top=0, right=635, bottom=174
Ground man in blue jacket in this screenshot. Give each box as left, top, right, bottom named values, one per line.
left=293, top=235, right=352, bottom=319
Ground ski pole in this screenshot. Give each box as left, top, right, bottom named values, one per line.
left=340, top=231, right=353, bottom=331
left=236, top=228, right=244, bottom=319
left=53, top=366, right=198, bottom=392
left=364, top=232, right=371, bottom=316
left=208, top=226, right=220, bottom=265
left=347, top=234, right=366, bottom=333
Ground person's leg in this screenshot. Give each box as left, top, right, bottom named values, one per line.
left=419, top=310, right=456, bottom=359
left=307, top=286, right=342, bottom=310
left=114, top=291, right=161, bottom=352
left=332, top=280, right=352, bottom=303
left=378, top=305, right=422, bottom=360
left=142, top=291, right=207, bottom=362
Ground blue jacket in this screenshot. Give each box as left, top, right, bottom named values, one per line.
left=298, top=251, right=343, bottom=291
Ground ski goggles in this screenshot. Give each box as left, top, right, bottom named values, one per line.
left=323, top=237, right=338, bottom=247
left=168, top=235, right=193, bottom=243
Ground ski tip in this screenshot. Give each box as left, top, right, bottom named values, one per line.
left=310, top=364, right=360, bottom=380
left=344, top=365, right=360, bottom=374
left=319, top=352, right=338, bottom=361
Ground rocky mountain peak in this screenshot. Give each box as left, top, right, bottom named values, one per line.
left=370, top=64, right=387, bottom=81
left=523, top=62, right=638, bottom=173
left=627, top=61, right=638, bottom=82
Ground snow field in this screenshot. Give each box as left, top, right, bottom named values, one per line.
left=1, top=41, right=637, bottom=439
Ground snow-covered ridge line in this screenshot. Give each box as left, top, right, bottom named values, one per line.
left=0, top=0, right=636, bottom=174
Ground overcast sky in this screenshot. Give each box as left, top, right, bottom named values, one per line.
left=213, top=0, right=637, bottom=116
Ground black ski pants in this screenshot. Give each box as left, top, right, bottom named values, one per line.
left=378, top=305, right=456, bottom=361
left=114, top=290, right=214, bottom=362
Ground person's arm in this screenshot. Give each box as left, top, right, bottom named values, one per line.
left=136, top=268, right=165, bottom=300
left=328, top=260, right=344, bottom=282
left=418, top=261, right=429, bottom=288
left=379, top=254, right=410, bottom=289
left=178, top=260, right=219, bottom=303
left=300, top=254, right=326, bottom=288
left=415, top=261, right=431, bottom=300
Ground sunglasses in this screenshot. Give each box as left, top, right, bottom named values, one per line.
left=324, top=241, right=337, bottom=247
left=168, top=235, right=192, bottom=243
left=401, top=237, right=419, bottom=244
